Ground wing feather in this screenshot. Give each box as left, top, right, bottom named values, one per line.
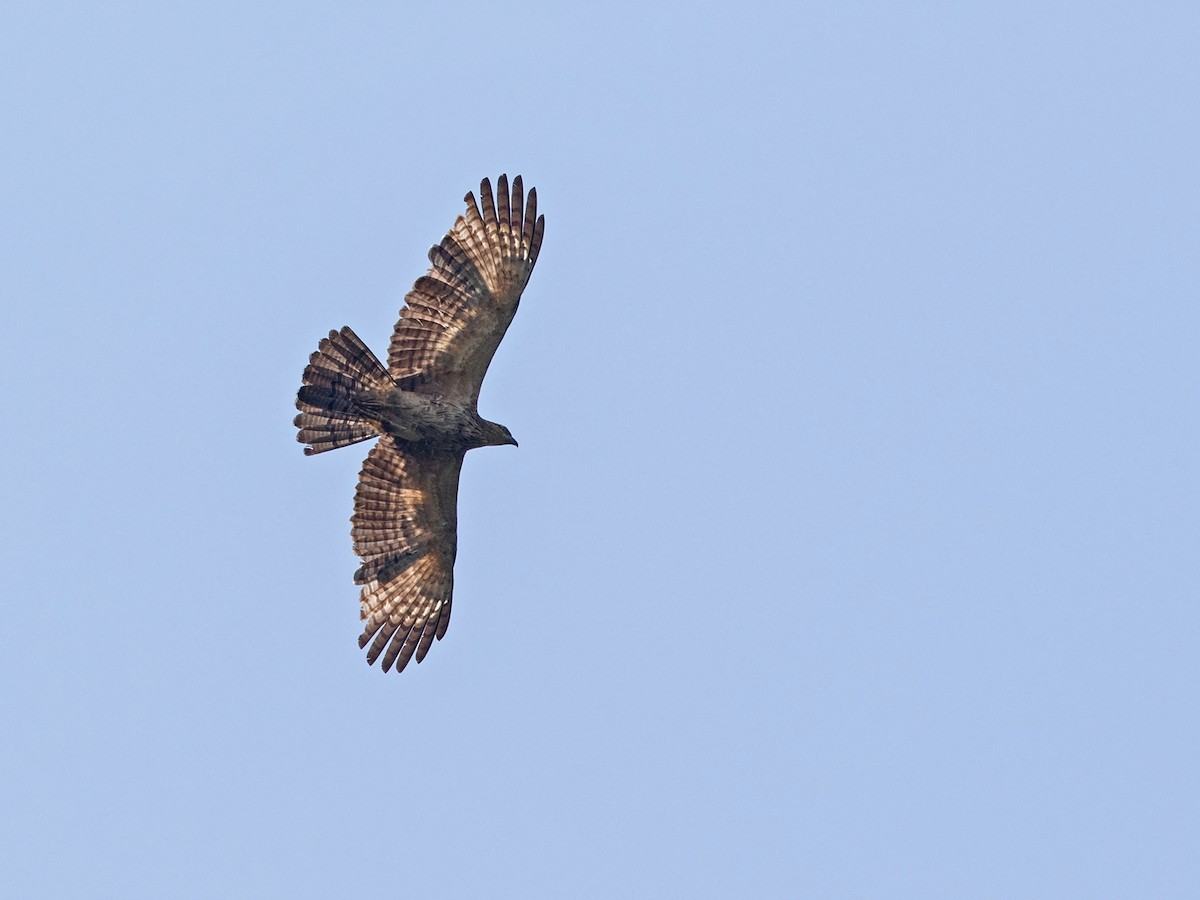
left=388, top=174, right=545, bottom=402
left=352, top=437, right=462, bottom=673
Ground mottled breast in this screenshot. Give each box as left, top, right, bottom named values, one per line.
left=362, top=388, right=486, bottom=451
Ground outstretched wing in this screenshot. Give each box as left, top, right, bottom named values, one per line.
left=352, top=436, right=463, bottom=673
left=388, top=174, right=545, bottom=403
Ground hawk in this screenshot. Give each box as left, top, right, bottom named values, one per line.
left=295, top=175, right=545, bottom=673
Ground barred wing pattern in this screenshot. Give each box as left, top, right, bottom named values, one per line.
left=353, top=437, right=463, bottom=673
left=388, top=174, right=545, bottom=403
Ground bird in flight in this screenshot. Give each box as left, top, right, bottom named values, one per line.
left=295, top=175, right=545, bottom=673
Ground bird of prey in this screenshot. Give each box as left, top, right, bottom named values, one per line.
left=295, top=175, right=544, bottom=673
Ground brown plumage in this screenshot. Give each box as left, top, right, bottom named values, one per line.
left=295, top=175, right=545, bottom=673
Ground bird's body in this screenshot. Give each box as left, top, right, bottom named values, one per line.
left=357, top=387, right=515, bottom=451
left=295, top=175, right=544, bottom=673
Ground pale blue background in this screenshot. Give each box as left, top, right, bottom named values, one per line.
left=3, top=2, right=1197, bottom=897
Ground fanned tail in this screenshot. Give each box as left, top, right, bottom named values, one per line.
left=294, top=327, right=393, bottom=455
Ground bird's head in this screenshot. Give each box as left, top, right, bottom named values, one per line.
left=484, top=420, right=518, bottom=447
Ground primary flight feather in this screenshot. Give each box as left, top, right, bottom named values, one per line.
left=295, top=175, right=545, bottom=673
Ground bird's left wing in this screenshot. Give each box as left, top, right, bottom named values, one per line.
left=388, top=174, right=544, bottom=403
left=352, top=436, right=463, bottom=673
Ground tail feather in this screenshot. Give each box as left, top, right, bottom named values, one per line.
left=295, top=327, right=392, bottom=455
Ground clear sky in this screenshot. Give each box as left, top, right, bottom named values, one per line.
left=3, top=2, right=1197, bottom=897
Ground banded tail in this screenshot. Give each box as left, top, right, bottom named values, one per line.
left=295, top=327, right=394, bottom=455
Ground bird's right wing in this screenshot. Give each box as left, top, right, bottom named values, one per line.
left=387, top=174, right=544, bottom=404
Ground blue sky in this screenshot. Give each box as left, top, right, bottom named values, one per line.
left=3, top=2, right=1197, bottom=896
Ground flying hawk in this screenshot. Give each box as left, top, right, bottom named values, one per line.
left=295, top=175, right=544, bottom=673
